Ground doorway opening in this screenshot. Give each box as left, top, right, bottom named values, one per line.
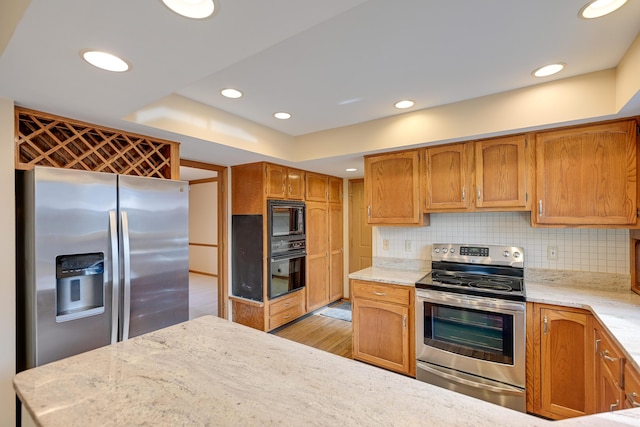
left=180, top=160, right=228, bottom=319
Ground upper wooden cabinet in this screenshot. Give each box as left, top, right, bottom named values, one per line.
left=306, top=172, right=328, bottom=202
left=534, top=120, right=638, bottom=226
left=423, top=143, right=469, bottom=210
left=328, top=176, right=343, bottom=204
left=266, top=164, right=304, bottom=200
left=364, top=150, right=424, bottom=225
left=475, top=135, right=527, bottom=209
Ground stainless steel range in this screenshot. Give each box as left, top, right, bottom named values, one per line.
left=415, top=243, right=526, bottom=412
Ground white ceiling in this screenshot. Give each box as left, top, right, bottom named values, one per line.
left=1, top=0, right=640, bottom=177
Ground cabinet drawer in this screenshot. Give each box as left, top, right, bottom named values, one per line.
left=269, top=291, right=303, bottom=316
left=597, top=329, right=626, bottom=388
left=269, top=304, right=304, bottom=330
left=352, top=281, right=410, bottom=305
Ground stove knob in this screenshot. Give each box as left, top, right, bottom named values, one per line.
left=503, top=250, right=510, bottom=257
left=434, top=248, right=440, bottom=253
left=513, top=251, right=521, bottom=259
left=450, top=248, right=455, bottom=254
left=442, top=248, right=448, bottom=254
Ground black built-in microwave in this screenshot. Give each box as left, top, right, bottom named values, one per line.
left=268, top=199, right=305, bottom=238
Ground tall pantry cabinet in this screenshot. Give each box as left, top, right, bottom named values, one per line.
left=230, top=163, right=343, bottom=331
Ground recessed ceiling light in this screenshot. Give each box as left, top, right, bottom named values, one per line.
left=532, top=63, right=565, bottom=77
left=345, top=168, right=357, bottom=172
left=162, top=0, right=215, bottom=19
left=579, top=0, right=627, bottom=18
left=82, top=51, right=129, bottom=72
left=274, top=112, right=291, bottom=120
left=221, top=88, right=243, bottom=99
left=394, top=100, right=415, bottom=109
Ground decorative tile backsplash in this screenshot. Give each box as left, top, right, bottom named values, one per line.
left=374, top=212, right=630, bottom=275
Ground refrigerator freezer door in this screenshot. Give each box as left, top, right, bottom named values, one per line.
left=26, top=167, right=117, bottom=368
left=118, top=175, right=189, bottom=339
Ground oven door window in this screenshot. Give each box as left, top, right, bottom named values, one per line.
left=269, top=255, right=306, bottom=299
left=423, top=302, right=514, bottom=365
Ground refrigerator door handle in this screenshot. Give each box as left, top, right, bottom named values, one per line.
left=109, top=211, right=120, bottom=345
left=121, top=211, right=132, bottom=341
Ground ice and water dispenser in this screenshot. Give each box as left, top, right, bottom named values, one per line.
left=55, top=253, right=105, bottom=322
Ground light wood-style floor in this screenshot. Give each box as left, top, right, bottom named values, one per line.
left=272, top=311, right=353, bottom=359
left=189, top=272, right=218, bottom=319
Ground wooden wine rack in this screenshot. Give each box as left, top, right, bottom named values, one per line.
left=15, top=107, right=180, bottom=179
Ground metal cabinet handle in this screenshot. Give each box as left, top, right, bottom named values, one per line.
left=610, top=399, right=620, bottom=411
left=403, top=315, right=407, bottom=328
left=462, top=187, right=465, bottom=201
left=595, top=338, right=602, bottom=353
left=367, top=205, right=371, bottom=219
left=373, top=291, right=386, bottom=296
left=543, top=315, right=548, bottom=334
left=283, top=314, right=291, bottom=319
left=628, top=392, right=640, bottom=408
left=477, top=188, right=481, bottom=201
left=283, top=302, right=290, bottom=307
left=602, top=350, right=617, bottom=362
left=538, top=200, right=543, bottom=216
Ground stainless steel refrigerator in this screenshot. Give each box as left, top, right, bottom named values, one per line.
left=17, top=166, right=189, bottom=369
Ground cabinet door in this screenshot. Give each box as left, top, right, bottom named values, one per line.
left=624, top=364, right=640, bottom=409
left=424, top=144, right=469, bottom=210
left=329, top=203, right=343, bottom=302
left=595, top=329, right=625, bottom=413
left=475, top=135, right=526, bottom=208
left=266, top=164, right=286, bottom=199
left=286, top=168, right=305, bottom=200
left=365, top=151, right=422, bottom=224
left=306, top=172, right=328, bottom=202
left=306, top=202, right=329, bottom=311
left=328, top=176, right=343, bottom=204
left=539, top=308, right=595, bottom=419
left=353, top=298, right=410, bottom=375
left=535, top=120, right=638, bottom=225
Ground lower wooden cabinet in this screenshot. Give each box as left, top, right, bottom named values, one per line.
left=528, top=302, right=640, bottom=420
left=527, top=303, right=595, bottom=419
left=351, top=280, right=414, bottom=376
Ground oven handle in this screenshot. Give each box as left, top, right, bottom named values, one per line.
left=271, top=251, right=307, bottom=262
left=417, top=362, right=524, bottom=396
left=416, top=290, right=525, bottom=312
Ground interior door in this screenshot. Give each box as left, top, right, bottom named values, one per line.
left=349, top=179, right=371, bottom=273
left=118, top=175, right=189, bottom=339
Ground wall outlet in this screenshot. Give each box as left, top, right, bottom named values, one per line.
left=383, top=239, right=390, bottom=251
left=404, top=240, right=412, bottom=252
left=547, top=245, right=559, bottom=261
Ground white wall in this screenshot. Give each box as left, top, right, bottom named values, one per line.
left=0, top=97, right=16, bottom=425
left=189, top=181, right=218, bottom=275
left=375, top=212, right=629, bottom=275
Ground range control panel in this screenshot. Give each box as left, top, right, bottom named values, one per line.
left=432, top=243, right=524, bottom=268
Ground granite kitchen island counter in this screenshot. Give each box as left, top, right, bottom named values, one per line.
left=14, top=315, right=640, bottom=426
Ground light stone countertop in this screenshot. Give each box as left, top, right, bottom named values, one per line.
left=348, top=266, right=429, bottom=286
left=15, top=315, right=552, bottom=427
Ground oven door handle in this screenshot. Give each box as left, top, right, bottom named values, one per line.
left=417, top=362, right=524, bottom=396
left=417, top=290, right=525, bottom=312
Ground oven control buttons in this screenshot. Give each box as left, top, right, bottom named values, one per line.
left=449, top=249, right=455, bottom=254
left=503, top=251, right=510, bottom=257
left=513, top=251, right=521, bottom=259
left=434, top=248, right=440, bottom=253
left=442, top=248, right=448, bottom=253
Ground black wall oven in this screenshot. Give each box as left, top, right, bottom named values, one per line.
left=268, top=200, right=306, bottom=300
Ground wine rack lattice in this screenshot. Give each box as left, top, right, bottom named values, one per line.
left=15, top=108, right=180, bottom=179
